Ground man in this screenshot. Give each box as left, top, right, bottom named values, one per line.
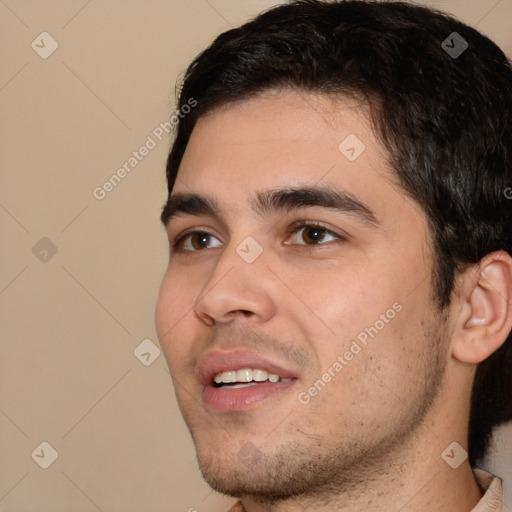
left=155, top=1, right=512, bottom=510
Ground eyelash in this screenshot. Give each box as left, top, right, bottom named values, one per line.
left=170, top=221, right=346, bottom=252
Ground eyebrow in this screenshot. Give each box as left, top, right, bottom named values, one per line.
left=160, top=185, right=378, bottom=227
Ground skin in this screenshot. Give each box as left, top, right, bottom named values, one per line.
left=155, top=90, right=512, bottom=511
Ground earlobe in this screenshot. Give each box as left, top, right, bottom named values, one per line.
left=452, top=252, right=512, bottom=364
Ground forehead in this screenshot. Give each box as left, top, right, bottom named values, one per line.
left=173, top=90, right=414, bottom=223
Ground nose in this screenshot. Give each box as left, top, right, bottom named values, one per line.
left=193, top=242, right=277, bottom=327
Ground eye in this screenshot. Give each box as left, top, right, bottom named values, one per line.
left=172, top=231, right=222, bottom=252
left=288, top=223, right=343, bottom=245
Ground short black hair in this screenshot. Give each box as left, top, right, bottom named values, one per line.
left=162, top=0, right=512, bottom=466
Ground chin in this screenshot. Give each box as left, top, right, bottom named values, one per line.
left=195, top=439, right=357, bottom=501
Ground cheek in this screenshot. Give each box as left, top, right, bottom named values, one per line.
left=282, top=258, right=397, bottom=339
left=155, top=267, right=197, bottom=362
left=292, top=256, right=429, bottom=383
left=155, top=269, right=176, bottom=337
left=310, top=311, right=436, bottom=430
left=156, top=261, right=203, bottom=319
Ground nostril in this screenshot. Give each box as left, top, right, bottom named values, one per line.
left=224, top=310, right=253, bottom=320
left=194, top=309, right=215, bottom=326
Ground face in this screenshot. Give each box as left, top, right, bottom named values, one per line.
left=155, top=90, right=449, bottom=500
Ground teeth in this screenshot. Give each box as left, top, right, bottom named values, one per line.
left=222, top=371, right=237, bottom=383
left=237, top=369, right=252, bottom=382
left=253, top=369, right=268, bottom=382
left=213, top=368, right=289, bottom=385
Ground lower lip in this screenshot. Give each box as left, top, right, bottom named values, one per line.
left=202, top=380, right=297, bottom=412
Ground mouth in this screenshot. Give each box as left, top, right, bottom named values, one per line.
left=197, top=351, right=300, bottom=412
left=213, top=368, right=292, bottom=388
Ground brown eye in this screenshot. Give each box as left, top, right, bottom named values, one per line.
left=190, top=233, right=211, bottom=250
left=301, top=226, right=328, bottom=244
left=173, top=231, right=222, bottom=251
left=290, top=224, right=340, bottom=245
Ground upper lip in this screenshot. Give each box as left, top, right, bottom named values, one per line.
left=196, top=349, right=300, bottom=386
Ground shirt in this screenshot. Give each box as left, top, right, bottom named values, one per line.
left=224, top=468, right=502, bottom=511
left=472, top=468, right=502, bottom=512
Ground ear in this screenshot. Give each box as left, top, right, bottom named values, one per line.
left=452, top=251, right=512, bottom=364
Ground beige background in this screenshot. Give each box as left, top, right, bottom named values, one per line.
left=0, top=1, right=511, bottom=511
